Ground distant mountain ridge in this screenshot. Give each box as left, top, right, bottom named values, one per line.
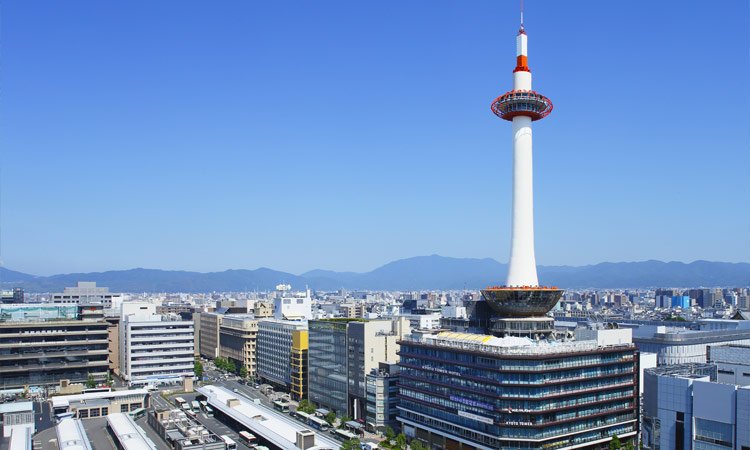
left=2, top=257, right=748, bottom=293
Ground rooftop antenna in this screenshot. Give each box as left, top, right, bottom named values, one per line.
left=520, top=0, right=525, bottom=32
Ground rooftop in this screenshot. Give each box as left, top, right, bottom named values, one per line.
left=51, top=389, right=148, bottom=409
left=56, top=418, right=93, bottom=450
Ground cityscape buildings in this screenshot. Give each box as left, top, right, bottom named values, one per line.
left=119, top=302, right=195, bottom=387
left=51, top=282, right=123, bottom=310
left=256, top=319, right=308, bottom=392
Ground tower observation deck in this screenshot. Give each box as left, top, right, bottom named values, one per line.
left=481, top=15, right=562, bottom=332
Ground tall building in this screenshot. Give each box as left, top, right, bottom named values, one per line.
left=219, top=314, right=258, bottom=378
left=290, top=328, right=309, bottom=402
left=52, top=282, right=123, bottom=309
left=398, top=331, right=640, bottom=450
left=119, top=302, right=195, bottom=387
left=308, top=318, right=409, bottom=419
left=199, top=312, right=223, bottom=360
left=256, top=319, right=308, bottom=392
left=0, top=304, right=109, bottom=388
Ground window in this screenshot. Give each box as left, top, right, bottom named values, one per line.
left=78, top=409, right=89, bottom=418
left=121, top=404, right=129, bottom=412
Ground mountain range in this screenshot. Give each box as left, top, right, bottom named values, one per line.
left=2, top=256, right=748, bottom=293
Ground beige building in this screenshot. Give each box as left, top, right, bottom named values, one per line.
left=106, top=316, right=121, bottom=376
left=340, top=303, right=366, bottom=318
left=219, top=315, right=259, bottom=378
left=192, top=312, right=201, bottom=357
left=199, top=313, right=223, bottom=360
left=251, top=301, right=273, bottom=318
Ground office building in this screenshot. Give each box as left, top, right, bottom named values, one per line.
left=219, top=314, right=258, bottom=378
left=340, top=303, right=366, bottom=319
left=0, top=289, right=23, bottom=304
left=290, top=328, right=309, bottom=402
left=633, top=325, right=750, bottom=365
left=642, top=363, right=750, bottom=450
left=51, top=282, right=123, bottom=309
left=257, top=319, right=307, bottom=395
left=0, top=303, right=109, bottom=388
left=119, top=303, right=195, bottom=387
left=199, top=312, right=223, bottom=360
left=308, top=318, right=409, bottom=419
left=398, top=331, right=639, bottom=450
left=709, top=344, right=750, bottom=386
left=273, top=285, right=312, bottom=320
left=366, top=362, right=400, bottom=434
left=671, top=296, right=691, bottom=309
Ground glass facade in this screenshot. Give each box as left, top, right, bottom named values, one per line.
left=397, top=338, right=638, bottom=449
left=308, top=320, right=348, bottom=414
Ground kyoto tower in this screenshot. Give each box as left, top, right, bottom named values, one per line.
left=481, top=7, right=562, bottom=337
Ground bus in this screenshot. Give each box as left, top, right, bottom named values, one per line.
left=307, top=416, right=330, bottom=431
left=204, top=406, right=214, bottom=417
left=273, top=400, right=290, bottom=413
left=127, top=408, right=147, bottom=420
left=185, top=410, right=197, bottom=419
left=292, top=411, right=310, bottom=423
left=219, top=435, right=237, bottom=450
left=238, top=431, right=256, bottom=446
left=331, top=429, right=358, bottom=442
left=174, top=397, right=187, bottom=407
left=199, top=401, right=209, bottom=412
left=181, top=403, right=191, bottom=412
left=191, top=400, right=200, bottom=412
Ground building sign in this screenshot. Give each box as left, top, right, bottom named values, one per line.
left=458, top=410, right=494, bottom=425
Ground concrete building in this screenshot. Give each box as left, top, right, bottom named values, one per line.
left=219, top=314, right=258, bottom=378
left=0, top=289, right=23, bottom=304
left=290, top=328, right=309, bottom=402
left=308, top=318, right=409, bottom=419
left=257, top=319, right=308, bottom=394
left=340, top=303, right=366, bottom=319
left=642, top=363, right=750, bottom=450
left=50, top=388, right=149, bottom=419
left=633, top=325, right=750, bottom=365
left=199, top=312, right=222, bottom=360
left=709, top=344, right=750, bottom=387
left=398, top=332, right=639, bottom=450
left=51, top=282, right=123, bottom=309
left=148, top=408, right=225, bottom=450
left=273, top=285, right=312, bottom=320
left=119, top=303, right=195, bottom=387
left=0, top=303, right=109, bottom=388
left=0, top=402, right=34, bottom=438
left=105, top=315, right=121, bottom=376
left=365, top=362, right=400, bottom=434
left=402, top=313, right=442, bottom=330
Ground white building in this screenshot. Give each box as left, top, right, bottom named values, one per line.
left=119, top=302, right=194, bottom=387
left=51, top=282, right=123, bottom=309
left=273, top=285, right=312, bottom=320
left=632, top=324, right=750, bottom=365
left=402, top=313, right=442, bottom=330
left=709, top=344, right=750, bottom=386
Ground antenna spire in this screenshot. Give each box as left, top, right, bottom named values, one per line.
left=520, top=0, right=524, bottom=31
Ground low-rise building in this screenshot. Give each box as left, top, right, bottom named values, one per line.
left=51, top=282, right=123, bottom=309
left=50, top=388, right=149, bottom=419
left=148, top=408, right=225, bottom=450
left=0, top=402, right=34, bottom=438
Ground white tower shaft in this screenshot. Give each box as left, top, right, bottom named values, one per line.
left=506, top=31, right=539, bottom=287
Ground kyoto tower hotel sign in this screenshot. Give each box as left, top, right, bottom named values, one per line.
left=481, top=11, right=562, bottom=331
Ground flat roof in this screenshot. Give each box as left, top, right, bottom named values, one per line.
left=0, top=401, right=33, bottom=414
left=106, top=413, right=158, bottom=450
left=197, top=385, right=339, bottom=450
left=56, top=418, right=93, bottom=450
left=51, top=389, right=148, bottom=409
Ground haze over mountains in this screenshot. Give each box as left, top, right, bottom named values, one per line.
left=2, top=256, right=748, bottom=293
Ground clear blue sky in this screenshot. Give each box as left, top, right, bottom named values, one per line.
left=1, top=1, right=748, bottom=276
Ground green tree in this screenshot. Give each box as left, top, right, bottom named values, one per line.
left=214, top=357, right=224, bottom=370
left=297, top=399, right=316, bottom=414
left=624, top=441, right=634, bottom=450
left=194, top=360, right=204, bottom=379
left=384, top=426, right=396, bottom=441
left=325, top=411, right=337, bottom=425
left=409, top=441, right=428, bottom=450
left=105, top=371, right=114, bottom=386
left=227, top=360, right=237, bottom=374
left=340, top=438, right=361, bottom=450
left=85, top=374, right=96, bottom=389
left=239, top=366, right=248, bottom=379
left=396, top=433, right=407, bottom=450
left=610, top=434, right=621, bottom=450
left=339, top=415, right=352, bottom=429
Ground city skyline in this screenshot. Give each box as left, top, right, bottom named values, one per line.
left=2, top=1, right=748, bottom=276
